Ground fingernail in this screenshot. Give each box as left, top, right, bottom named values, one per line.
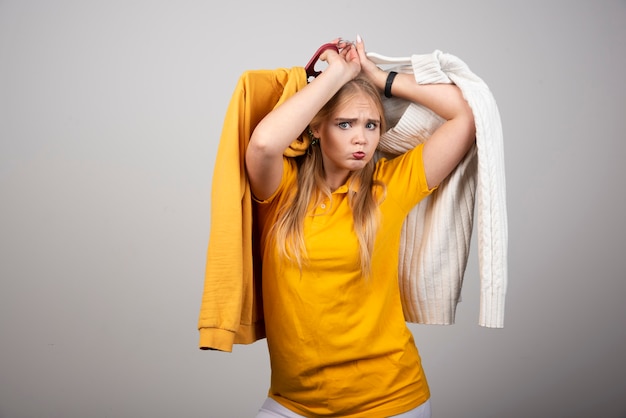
left=356, top=34, right=362, bottom=43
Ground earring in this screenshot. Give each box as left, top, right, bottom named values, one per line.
left=307, top=127, right=319, bottom=146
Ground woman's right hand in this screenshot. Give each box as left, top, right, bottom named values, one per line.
left=318, top=38, right=362, bottom=84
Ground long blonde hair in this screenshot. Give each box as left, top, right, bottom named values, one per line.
left=271, top=78, right=387, bottom=276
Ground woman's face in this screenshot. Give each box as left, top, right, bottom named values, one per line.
left=314, top=92, right=381, bottom=186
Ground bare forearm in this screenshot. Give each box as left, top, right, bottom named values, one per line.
left=249, top=68, right=350, bottom=156
left=371, top=70, right=471, bottom=121
left=245, top=50, right=358, bottom=200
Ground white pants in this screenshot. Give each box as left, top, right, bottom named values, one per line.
left=255, top=397, right=432, bottom=418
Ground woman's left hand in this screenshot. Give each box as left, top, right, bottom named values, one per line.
left=353, top=35, right=387, bottom=91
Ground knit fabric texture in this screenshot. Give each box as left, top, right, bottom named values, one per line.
left=377, top=50, right=508, bottom=328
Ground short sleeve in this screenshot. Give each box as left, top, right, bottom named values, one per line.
left=374, top=143, right=436, bottom=212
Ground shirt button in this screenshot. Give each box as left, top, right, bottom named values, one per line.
left=320, top=203, right=326, bottom=209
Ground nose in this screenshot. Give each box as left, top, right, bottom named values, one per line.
left=352, top=128, right=367, bottom=145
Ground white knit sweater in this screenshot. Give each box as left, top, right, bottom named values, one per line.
left=370, top=50, right=508, bottom=328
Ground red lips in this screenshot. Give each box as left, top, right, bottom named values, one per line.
left=353, top=152, right=366, bottom=160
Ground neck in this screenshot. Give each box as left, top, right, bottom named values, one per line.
left=324, top=171, right=351, bottom=192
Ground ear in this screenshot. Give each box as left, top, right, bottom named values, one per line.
left=309, top=125, right=321, bottom=140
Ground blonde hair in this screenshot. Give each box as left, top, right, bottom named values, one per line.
left=271, top=78, right=387, bottom=276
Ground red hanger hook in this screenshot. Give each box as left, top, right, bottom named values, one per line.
left=305, top=43, right=339, bottom=78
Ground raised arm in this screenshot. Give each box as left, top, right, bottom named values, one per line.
left=355, top=38, right=476, bottom=189
left=246, top=41, right=361, bottom=200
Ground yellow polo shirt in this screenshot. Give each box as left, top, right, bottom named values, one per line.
left=255, top=144, right=434, bottom=417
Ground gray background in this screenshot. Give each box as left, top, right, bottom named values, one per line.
left=1, top=1, right=625, bottom=417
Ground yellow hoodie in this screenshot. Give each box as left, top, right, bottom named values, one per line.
left=197, top=67, right=308, bottom=352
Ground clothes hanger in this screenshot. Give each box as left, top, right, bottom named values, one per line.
left=306, top=44, right=412, bottom=78
left=366, top=51, right=411, bottom=65
left=305, top=42, right=339, bottom=79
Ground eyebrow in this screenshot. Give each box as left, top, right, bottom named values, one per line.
left=334, top=117, right=381, bottom=124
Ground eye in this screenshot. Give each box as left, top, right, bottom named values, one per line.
left=338, top=121, right=351, bottom=129
left=366, top=121, right=379, bottom=130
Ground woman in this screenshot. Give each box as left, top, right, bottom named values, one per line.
left=246, top=35, right=475, bottom=418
